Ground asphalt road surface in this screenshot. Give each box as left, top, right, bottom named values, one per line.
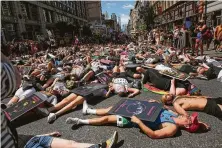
left=3, top=76, right=219, bottom=148
left=4, top=50, right=222, bottom=148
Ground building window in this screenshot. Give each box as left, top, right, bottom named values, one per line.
left=1, top=1, right=12, bottom=16
left=48, top=11, right=52, bottom=23
left=30, top=4, right=39, bottom=21
left=73, top=2, right=76, bottom=15
left=2, top=23, right=16, bottom=41
left=20, top=2, right=28, bottom=19
left=43, top=9, right=47, bottom=22
left=186, top=2, right=194, bottom=17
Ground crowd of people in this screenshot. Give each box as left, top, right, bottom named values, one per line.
left=1, top=22, right=222, bottom=148
left=148, top=21, right=222, bottom=56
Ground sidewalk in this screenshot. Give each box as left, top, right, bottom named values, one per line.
left=203, top=43, right=222, bottom=57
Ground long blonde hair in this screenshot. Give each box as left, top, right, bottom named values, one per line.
left=161, top=94, right=172, bottom=104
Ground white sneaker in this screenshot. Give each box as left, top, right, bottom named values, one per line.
left=66, top=117, right=80, bottom=125
left=47, top=113, right=56, bottom=123
left=82, top=100, right=89, bottom=115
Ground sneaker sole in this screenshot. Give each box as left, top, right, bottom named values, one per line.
left=108, top=131, right=118, bottom=148
left=47, top=114, right=56, bottom=123
left=82, top=101, right=88, bottom=115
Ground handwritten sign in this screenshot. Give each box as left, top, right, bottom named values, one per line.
left=3, top=92, right=46, bottom=122
left=109, top=99, right=163, bottom=122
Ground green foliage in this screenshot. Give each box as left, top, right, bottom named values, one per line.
left=139, top=5, right=155, bottom=30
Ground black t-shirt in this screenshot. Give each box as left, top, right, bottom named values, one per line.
left=85, top=88, right=108, bottom=101
left=145, top=69, right=190, bottom=91
left=145, top=69, right=171, bottom=91
left=179, top=65, right=196, bottom=74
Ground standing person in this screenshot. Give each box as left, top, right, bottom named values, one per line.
left=1, top=53, right=119, bottom=148
left=190, top=23, right=197, bottom=55
left=202, top=26, right=213, bottom=51
left=214, top=24, right=222, bottom=52
left=183, top=25, right=192, bottom=54
left=173, top=26, right=180, bottom=49
left=178, top=26, right=186, bottom=52
left=154, top=29, right=160, bottom=46
left=195, top=20, right=207, bottom=56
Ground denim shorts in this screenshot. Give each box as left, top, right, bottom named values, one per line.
left=25, top=136, right=53, bottom=148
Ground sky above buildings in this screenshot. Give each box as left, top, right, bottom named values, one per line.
left=101, top=0, right=136, bottom=28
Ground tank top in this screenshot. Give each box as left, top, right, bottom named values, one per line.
left=144, top=109, right=177, bottom=130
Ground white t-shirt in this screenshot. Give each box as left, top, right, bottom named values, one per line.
left=113, top=78, right=129, bottom=93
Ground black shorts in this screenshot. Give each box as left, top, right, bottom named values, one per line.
left=113, top=72, right=127, bottom=79
left=126, top=68, right=138, bottom=78
left=203, top=97, right=222, bottom=120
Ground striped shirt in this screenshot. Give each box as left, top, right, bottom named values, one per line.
left=1, top=62, right=18, bottom=148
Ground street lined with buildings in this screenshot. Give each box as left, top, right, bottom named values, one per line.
left=1, top=1, right=222, bottom=148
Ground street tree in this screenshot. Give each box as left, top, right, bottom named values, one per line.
left=139, top=5, right=155, bottom=30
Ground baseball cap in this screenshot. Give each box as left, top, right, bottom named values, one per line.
left=185, top=112, right=200, bottom=133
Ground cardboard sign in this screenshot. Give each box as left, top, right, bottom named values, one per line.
left=71, top=83, right=108, bottom=97
left=109, top=99, right=163, bottom=122
left=141, top=65, right=190, bottom=81
left=159, top=68, right=190, bottom=81
left=3, top=92, right=47, bottom=122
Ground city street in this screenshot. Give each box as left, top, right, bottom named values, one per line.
left=1, top=1, right=222, bottom=148
left=4, top=56, right=221, bottom=148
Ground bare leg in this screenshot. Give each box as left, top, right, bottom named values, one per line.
left=88, top=115, right=117, bottom=125
left=31, top=69, right=41, bottom=76
left=96, top=106, right=113, bottom=116
left=200, top=42, right=203, bottom=56
left=51, top=138, right=93, bottom=148
left=119, top=66, right=125, bottom=73
left=7, top=96, right=19, bottom=105
left=195, top=41, right=199, bottom=56
left=66, top=115, right=117, bottom=126
left=113, top=65, right=119, bottom=73
left=81, top=70, right=94, bottom=82
left=49, top=93, right=77, bottom=112
left=43, top=78, right=55, bottom=89
left=55, top=96, right=84, bottom=116
left=136, top=67, right=145, bottom=74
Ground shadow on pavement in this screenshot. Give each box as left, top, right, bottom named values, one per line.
left=115, top=140, right=124, bottom=148
left=12, top=111, right=45, bottom=128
